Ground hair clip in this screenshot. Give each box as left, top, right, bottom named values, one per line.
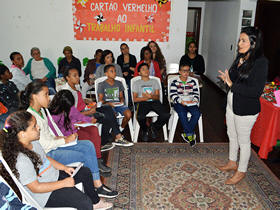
left=3, top=128, right=8, bottom=133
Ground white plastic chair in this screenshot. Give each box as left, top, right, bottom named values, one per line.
left=0, top=175, right=39, bottom=209
left=0, top=152, right=81, bottom=210
left=166, top=63, right=179, bottom=75
left=167, top=75, right=204, bottom=143
left=95, top=76, right=134, bottom=141
left=131, top=76, right=168, bottom=142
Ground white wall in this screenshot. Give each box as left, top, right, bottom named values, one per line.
left=0, top=0, right=189, bottom=72
left=188, top=1, right=205, bottom=54
left=200, top=0, right=257, bottom=85
left=201, top=0, right=241, bottom=84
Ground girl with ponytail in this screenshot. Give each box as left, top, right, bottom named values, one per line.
left=19, top=80, right=118, bottom=199
left=0, top=111, right=112, bottom=209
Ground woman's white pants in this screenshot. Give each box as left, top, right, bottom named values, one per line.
left=226, top=91, right=258, bottom=172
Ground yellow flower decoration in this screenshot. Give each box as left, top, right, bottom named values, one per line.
left=156, top=0, right=169, bottom=7
left=77, top=0, right=89, bottom=8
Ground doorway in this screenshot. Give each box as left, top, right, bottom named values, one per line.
left=186, top=7, right=202, bottom=54
left=255, top=0, right=280, bottom=81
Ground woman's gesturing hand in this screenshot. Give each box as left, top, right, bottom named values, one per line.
left=218, top=69, right=232, bottom=87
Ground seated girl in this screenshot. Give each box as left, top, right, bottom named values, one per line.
left=134, top=46, right=162, bottom=80
left=19, top=80, right=118, bottom=198
left=0, top=110, right=112, bottom=209
left=61, top=67, right=132, bottom=147
left=48, top=89, right=111, bottom=173
left=0, top=65, right=19, bottom=128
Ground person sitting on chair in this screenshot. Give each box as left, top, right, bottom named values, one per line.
left=0, top=111, right=113, bottom=210
left=58, top=46, right=82, bottom=77
left=0, top=65, right=19, bottom=128
left=9, top=52, right=32, bottom=91
left=24, top=47, right=57, bottom=95
left=179, top=41, right=205, bottom=75
left=132, top=63, right=170, bottom=142
left=170, top=63, right=201, bottom=147
left=97, top=64, right=133, bottom=141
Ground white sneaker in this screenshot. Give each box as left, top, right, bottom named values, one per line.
left=113, top=136, right=134, bottom=147
left=101, top=143, right=115, bottom=152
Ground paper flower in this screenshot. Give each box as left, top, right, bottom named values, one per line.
left=75, top=20, right=86, bottom=32
left=94, top=13, right=106, bottom=25
left=77, top=0, right=89, bottom=8
left=145, top=14, right=155, bottom=24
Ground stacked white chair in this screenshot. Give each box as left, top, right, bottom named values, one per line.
left=95, top=76, right=134, bottom=141
left=166, top=63, right=179, bottom=75
left=167, top=75, right=204, bottom=143
left=130, top=76, right=168, bottom=142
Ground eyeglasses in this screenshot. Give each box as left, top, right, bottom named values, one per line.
left=121, top=47, right=128, bottom=50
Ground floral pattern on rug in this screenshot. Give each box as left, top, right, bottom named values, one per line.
left=106, top=143, right=280, bottom=210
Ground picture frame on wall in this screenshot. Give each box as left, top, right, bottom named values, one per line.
left=242, top=18, right=251, bottom=27
left=243, top=10, right=253, bottom=18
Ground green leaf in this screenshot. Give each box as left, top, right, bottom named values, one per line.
left=57, top=57, right=63, bottom=66
left=83, top=57, right=89, bottom=67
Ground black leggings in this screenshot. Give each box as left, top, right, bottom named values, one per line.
left=96, top=105, right=121, bottom=145
left=136, top=100, right=170, bottom=132
left=45, top=167, right=99, bottom=210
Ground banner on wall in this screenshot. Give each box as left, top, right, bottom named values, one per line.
left=72, top=0, right=171, bottom=42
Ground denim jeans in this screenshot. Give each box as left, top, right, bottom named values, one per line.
left=173, top=103, right=200, bottom=136
left=45, top=77, right=56, bottom=95
left=47, top=140, right=100, bottom=180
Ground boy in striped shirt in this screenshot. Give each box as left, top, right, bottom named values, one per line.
left=170, top=63, right=201, bottom=146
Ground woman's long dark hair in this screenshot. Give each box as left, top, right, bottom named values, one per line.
left=0, top=111, right=42, bottom=195
left=230, top=27, right=264, bottom=81
left=19, top=80, right=48, bottom=110
left=49, top=90, right=75, bottom=132
left=147, top=41, right=166, bottom=69
left=140, top=46, right=152, bottom=61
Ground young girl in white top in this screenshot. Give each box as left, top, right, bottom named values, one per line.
left=19, top=80, right=118, bottom=198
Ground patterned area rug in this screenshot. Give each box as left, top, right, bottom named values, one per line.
left=106, top=143, right=280, bottom=210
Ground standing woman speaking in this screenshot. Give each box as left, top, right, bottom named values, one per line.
left=218, top=27, right=268, bottom=185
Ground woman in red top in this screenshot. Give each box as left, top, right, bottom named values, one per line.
left=134, top=46, right=162, bottom=80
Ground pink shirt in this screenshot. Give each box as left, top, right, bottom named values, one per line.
left=49, top=106, right=92, bottom=136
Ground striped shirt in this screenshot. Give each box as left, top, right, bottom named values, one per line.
left=170, top=77, right=199, bottom=105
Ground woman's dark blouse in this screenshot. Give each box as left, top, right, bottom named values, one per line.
left=58, top=56, right=82, bottom=77
left=179, top=54, right=205, bottom=75
left=229, top=56, right=268, bottom=116
left=117, top=54, right=137, bottom=80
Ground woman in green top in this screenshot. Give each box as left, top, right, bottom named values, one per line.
left=24, top=47, right=56, bottom=95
